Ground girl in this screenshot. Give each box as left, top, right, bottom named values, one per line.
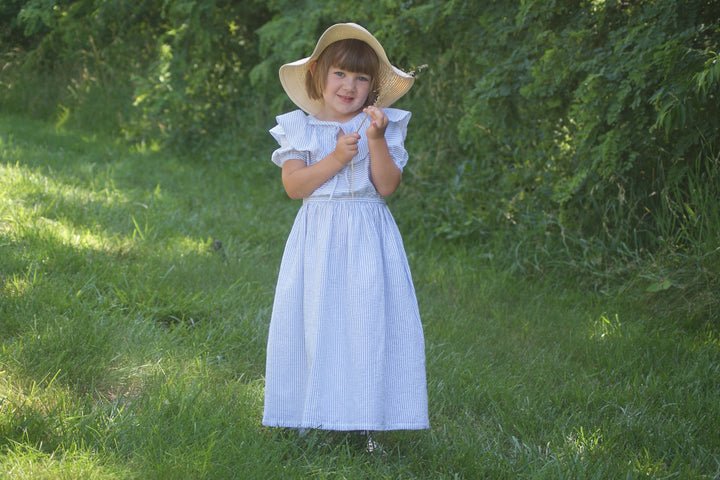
left=262, top=23, right=429, bottom=441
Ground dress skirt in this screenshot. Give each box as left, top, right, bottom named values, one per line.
left=262, top=195, right=429, bottom=431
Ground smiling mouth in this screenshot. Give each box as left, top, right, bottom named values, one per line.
left=338, top=95, right=354, bottom=103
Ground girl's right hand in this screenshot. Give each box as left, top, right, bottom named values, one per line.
left=333, top=130, right=360, bottom=166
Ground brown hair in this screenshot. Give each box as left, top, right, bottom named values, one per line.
left=306, top=39, right=380, bottom=107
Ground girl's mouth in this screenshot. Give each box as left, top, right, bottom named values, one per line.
left=338, top=95, right=354, bottom=103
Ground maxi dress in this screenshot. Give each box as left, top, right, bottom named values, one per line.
left=262, top=108, right=429, bottom=431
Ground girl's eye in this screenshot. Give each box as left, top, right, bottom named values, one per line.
left=334, top=71, right=345, bottom=77
left=358, top=76, right=370, bottom=82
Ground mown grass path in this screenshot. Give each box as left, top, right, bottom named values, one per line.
left=1, top=115, right=719, bottom=479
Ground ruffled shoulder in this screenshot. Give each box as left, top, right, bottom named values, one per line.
left=383, top=108, right=411, bottom=147
left=383, top=108, right=412, bottom=171
left=270, top=110, right=317, bottom=150
left=269, top=110, right=317, bottom=167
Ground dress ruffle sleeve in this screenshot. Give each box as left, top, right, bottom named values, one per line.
left=269, top=108, right=412, bottom=170
left=269, top=110, right=316, bottom=167
left=383, top=108, right=411, bottom=171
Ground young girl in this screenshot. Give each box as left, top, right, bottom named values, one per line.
left=262, top=23, right=429, bottom=439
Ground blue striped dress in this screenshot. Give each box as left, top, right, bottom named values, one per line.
left=262, top=108, right=429, bottom=431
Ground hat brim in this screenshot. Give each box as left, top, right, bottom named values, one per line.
left=279, top=23, right=414, bottom=117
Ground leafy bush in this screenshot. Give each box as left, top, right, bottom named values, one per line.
left=129, top=0, right=271, bottom=147
left=1, top=0, right=719, bottom=323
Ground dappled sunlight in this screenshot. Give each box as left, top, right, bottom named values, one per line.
left=563, top=426, right=602, bottom=460
left=1, top=269, right=39, bottom=298
left=162, top=235, right=218, bottom=257
left=589, top=0, right=606, bottom=14
left=240, top=377, right=266, bottom=415
left=631, top=448, right=675, bottom=478
left=35, top=216, right=128, bottom=254
left=692, top=328, right=720, bottom=352
left=1, top=161, right=131, bottom=246
left=590, top=313, right=623, bottom=341
left=0, top=443, right=131, bottom=480
left=0, top=150, right=230, bottom=267
left=0, top=367, right=69, bottom=422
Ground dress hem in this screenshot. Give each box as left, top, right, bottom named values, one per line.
left=261, top=420, right=430, bottom=431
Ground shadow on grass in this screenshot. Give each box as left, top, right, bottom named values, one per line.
left=1, top=115, right=280, bottom=393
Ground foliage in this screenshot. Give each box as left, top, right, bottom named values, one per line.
left=1, top=0, right=719, bottom=322
left=0, top=0, right=271, bottom=145
left=130, top=0, right=271, bottom=147
left=446, top=0, right=720, bottom=249
left=1, top=0, right=163, bottom=129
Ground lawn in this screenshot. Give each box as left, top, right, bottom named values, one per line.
left=1, top=115, right=718, bottom=479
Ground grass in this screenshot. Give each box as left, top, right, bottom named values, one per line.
left=1, top=114, right=719, bottom=479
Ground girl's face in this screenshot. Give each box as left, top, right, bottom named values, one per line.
left=319, top=65, right=372, bottom=122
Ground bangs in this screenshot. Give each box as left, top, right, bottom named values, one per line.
left=326, top=39, right=379, bottom=75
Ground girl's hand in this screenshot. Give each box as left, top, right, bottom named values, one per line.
left=363, top=106, right=388, bottom=139
left=333, top=129, right=360, bottom=165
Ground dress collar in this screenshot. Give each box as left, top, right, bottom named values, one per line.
left=307, top=111, right=366, bottom=130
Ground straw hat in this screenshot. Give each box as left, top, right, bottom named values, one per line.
left=279, top=23, right=414, bottom=117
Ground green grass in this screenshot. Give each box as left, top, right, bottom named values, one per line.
left=1, top=114, right=719, bottom=479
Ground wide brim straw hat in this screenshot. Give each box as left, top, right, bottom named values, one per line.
left=279, top=23, right=414, bottom=117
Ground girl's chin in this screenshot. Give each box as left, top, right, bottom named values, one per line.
left=335, top=100, right=360, bottom=111
left=324, top=105, right=362, bottom=121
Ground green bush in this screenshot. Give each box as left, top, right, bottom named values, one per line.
left=1, top=0, right=719, bottom=323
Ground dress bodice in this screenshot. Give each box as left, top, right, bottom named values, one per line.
left=269, top=109, right=411, bottom=198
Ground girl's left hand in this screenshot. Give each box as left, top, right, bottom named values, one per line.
left=363, top=106, right=388, bottom=139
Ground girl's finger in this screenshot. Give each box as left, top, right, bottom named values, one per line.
left=366, top=107, right=387, bottom=126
